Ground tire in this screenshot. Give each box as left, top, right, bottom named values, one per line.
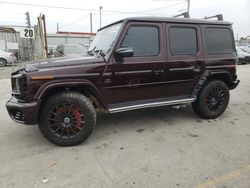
left=0, top=58, right=7, bottom=66
left=192, top=80, right=229, bottom=119
left=39, top=91, right=96, bottom=146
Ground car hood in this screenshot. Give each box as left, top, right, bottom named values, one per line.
left=25, top=56, right=104, bottom=71
left=0, top=50, right=12, bottom=56
left=237, top=51, right=250, bottom=58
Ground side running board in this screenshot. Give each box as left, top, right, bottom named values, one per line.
left=108, top=98, right=195, bottom=113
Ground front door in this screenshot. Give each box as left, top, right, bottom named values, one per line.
left=110, top=22, right=166, bottom=104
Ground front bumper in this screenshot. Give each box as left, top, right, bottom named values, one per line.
left=6, top=56, right=17, bottom=64
left=229, top=79, right=240, bottom=90
left=6, top=97, right=40, bottom=125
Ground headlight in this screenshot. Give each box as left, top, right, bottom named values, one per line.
left=11, top=74, right=26, bottom=94
left=15, top=78, right=20, bottom=93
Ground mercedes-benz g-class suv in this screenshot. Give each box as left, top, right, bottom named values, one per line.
left=6, top=17, right=239, bottom=146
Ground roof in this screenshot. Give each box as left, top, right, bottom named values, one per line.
left=0, top=27, right=16, bottom=33
left=100, top=16, right=232, bottom=31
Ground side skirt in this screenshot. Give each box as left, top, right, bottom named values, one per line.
left=108, top=97, right=195, bottom=113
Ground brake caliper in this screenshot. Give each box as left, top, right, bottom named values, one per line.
left=75, top=111, right=82, bottom=128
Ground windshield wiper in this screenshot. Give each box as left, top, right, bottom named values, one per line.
left=93, top=49, right=107, bottom=63
left=87, top=47, right=107, bottom=62
left=105, top=41, right=115, bottom=55
left=94, top=49, right=105, bottom=57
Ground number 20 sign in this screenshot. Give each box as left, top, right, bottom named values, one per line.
left=20, top=28, right=35, bottom=39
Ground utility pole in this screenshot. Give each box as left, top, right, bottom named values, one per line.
left=57, top=22, right=59, bottom=33
left=90, top=13, right=93, bottom=33
left=42, top=14, right=49, bottom=59
left=99, top=6, right=103, bottom=29
left=25, top=11, right=33, bottom=61
left=25, top=11, right=31, bottom=27
left=187, top=0, right=190, bottom=14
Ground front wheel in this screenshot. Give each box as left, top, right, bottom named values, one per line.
left=192, top=80, right=229, bottom=119
left=0, top=58, right=7, bottom=66
left=39, top=91, right=96, bottom=146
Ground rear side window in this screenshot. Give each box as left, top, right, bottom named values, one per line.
left=205, top=28, right=233, bottom=54
left=169, top=27, right=197, bottom=55
left=121, top=26, right=159, bottom=56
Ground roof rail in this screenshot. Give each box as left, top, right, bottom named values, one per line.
left=174, top=12, right=190, bottom=18
left=204, top=14, right=223, bottom=21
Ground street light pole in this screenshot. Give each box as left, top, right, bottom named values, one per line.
left=90, top=12, right=93, bottom=33
left=99, top=6, right=103, bottom=29
left=187, top=0, right=190, bottom=14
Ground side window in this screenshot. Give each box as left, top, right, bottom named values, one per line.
left=205, top=28, right=233, bottom=54
left=121, top=26, right=159, bottom=56
left=169, top=27, right=197, bottom=55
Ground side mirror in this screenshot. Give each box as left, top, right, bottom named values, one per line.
left=114, top=47, right=134, bottom=58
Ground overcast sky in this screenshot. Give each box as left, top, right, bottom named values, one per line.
left=0, top=0, right=249, bottom=38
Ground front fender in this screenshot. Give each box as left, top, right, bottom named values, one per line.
left=34, top=79, right=106, bottom=108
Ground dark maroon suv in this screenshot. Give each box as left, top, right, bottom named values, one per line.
left=6, top=17, right=239, bottom=146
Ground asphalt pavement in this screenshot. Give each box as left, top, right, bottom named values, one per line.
left=0, top=65, right=249, bottom=188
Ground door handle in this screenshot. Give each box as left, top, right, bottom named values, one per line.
left=152, top=69, right=163, bottom=75
left=127, top=79, right=140, bottom=88
left=193, top=65, right=201, bottom=72
left=104, top=78, right=112, bottom=84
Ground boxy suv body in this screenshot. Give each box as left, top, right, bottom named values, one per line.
left=6, top=17, right=239, bottom=146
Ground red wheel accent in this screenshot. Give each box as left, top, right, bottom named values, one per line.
left=75, top=111, right=83, bottom=128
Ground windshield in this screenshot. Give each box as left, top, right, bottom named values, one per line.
left=64, top=44, right=87, bottom=54
left=88, top=22, right=122, bottom=55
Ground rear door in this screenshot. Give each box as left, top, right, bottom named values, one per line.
left=165, top=23, right=204, bottom=97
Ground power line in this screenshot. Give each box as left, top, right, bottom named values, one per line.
left=0, top=1, right=184, bottom=15
left=0, top=15, right=25, bottom=18
left=137, top=1, right=184, bottom=13
left=0, top=11, right=26, bottom=15
left=0, top=1, right=98, bottom=12
left=60, top=2, right=183, bottom=31
left=60, top=14, right=89, bottom=29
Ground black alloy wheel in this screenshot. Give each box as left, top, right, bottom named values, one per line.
left=0, top=58, right=7, bottom=66
left=48, top=103, right=85, bottom=139
left=39, top=91, right=96, bottom=146
left=192, top=80, right=229, bottom=119
left=204, top=87, right=225, bottom=112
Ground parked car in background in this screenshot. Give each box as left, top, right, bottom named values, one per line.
left=236, top=47, right=250, bottom=64
left=240, top=46, right=250, bottom=54
left=54, top=44, right=88, bottom=57
left=0, top=50, right=17, bottom=66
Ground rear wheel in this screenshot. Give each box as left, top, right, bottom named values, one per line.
left=192, top=80, right=229, bottom=119
left=39, top=91, right=96, bottom=146
left=0, top=58, right=7, bottom=66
